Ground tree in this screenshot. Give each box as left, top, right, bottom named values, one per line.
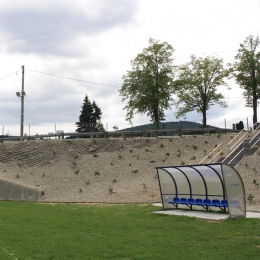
left=119, top=38, right=176, bottom=132
left=113, top=125, right=118, bottom=131
left=174, top=55, right=230, bottom=128
left=236, top=121, right=244, bottom=130
left=232, top=35, right=260, bottom=127
left=96, top=121, right=105, bottom=132
left=76, top=94, right=102, bottom=132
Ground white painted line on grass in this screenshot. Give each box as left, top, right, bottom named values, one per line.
left=2, top=247, right=19, bottom=260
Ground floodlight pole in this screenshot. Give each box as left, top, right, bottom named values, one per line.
left=20, top=65, right=25, bottom=142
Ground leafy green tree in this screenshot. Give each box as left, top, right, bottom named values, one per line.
left=76, top=94, right=102, bottom=132
left=119, top=38, right=176, bottom=132
left=174, top=55, right=230, bottom=128
left=232, top=35, right=260, bottom=126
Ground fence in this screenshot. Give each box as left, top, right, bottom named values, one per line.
left=0, top=126, right=240, bottom=142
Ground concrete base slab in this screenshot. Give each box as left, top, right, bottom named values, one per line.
left=152, top=203, right=260, bottom=220
left=153, top=209, right=229, bottom=220
left=246, top=211, right=260, bottom=218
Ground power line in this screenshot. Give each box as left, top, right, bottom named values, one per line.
left=0, top=71, right=19, bottom=81
left=19, top=12, right=260, bottom=54
left=7, top=22, right=141, bottom=46
left=3, top=2, right=259, bottom=47
left=25, top=69, right=120, bottom=88
left=3, top=19, right=134, bottom=43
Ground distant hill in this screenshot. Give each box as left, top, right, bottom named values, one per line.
left=122, top=121, right=217, bottom=131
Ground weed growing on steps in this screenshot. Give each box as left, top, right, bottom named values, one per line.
left=150, top=160, right=156, bottom=163
left=112, top=178, right=117, bottom=183
left=205, top=140, right=208, bottom=144
left=247, top=193, right=254, bottom=203
left=118, top=155, right=122, bottom=160
left=74, top=169, right=79, bottom=174
left=192, top=145, right=198, bottom=150
left=190, top=156, right=196, bottom=160
left=94, top=171, right=100, bottom=176
left=132, top=169, right=138, bottom=173
left=108, top=186, right=115, bottom=194
left=253, top=179, right=259, bottom=188
left=93, top=154, right=98, bottom=158
left=78, top=188, right=82, bottom=193
left=166, top=153, right=170, bottom=156
left=160, top=143, right=164, bottom=148
left=181, top=161, right=185, bottom=166
left=86, top=180, right=90, bottom=185
left=142, top=183, right=147, bottom=189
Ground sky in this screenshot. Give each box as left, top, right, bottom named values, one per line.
left=0, top=0, right=260, bottom=135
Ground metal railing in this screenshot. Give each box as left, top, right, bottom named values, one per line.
left=0, top=127, right=240, bottom=143
left=199, top=122, right=260, bottom=166
left=222, top=122, right=260, bottom=166
left=199, top=143, right=223, bottom=164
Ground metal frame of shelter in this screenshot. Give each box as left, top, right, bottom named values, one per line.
left=156, top=163, right=246, bottom=218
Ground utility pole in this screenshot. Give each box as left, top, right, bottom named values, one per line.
left=20, top=65, right=25, bottom=141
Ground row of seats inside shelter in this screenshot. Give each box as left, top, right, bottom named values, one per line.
left=169, top=197, right=229, bottom=208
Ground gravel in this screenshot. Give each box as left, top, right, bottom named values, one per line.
left=0, top=135, right=259, bottom=211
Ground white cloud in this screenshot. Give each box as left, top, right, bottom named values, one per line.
left=0, top=0, right=260, bottom=135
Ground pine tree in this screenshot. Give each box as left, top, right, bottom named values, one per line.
left=75, top=95, right=102, bottom=132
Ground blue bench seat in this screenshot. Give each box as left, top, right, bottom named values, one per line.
left=169, top=197, right=229, bottom=210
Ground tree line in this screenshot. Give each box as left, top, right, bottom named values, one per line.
left=76, top=35, right=260, bottom=132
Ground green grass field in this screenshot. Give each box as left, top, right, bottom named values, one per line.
left=0, top=201, right=259, bottom=260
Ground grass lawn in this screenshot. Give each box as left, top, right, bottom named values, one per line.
left=0, top=202, right=259, bottom=260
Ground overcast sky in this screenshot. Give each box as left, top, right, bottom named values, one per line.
left=0, top=0, right=260, bottom=135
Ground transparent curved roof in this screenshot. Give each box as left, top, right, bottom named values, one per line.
left=157, top=163, right=246, bottom=218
